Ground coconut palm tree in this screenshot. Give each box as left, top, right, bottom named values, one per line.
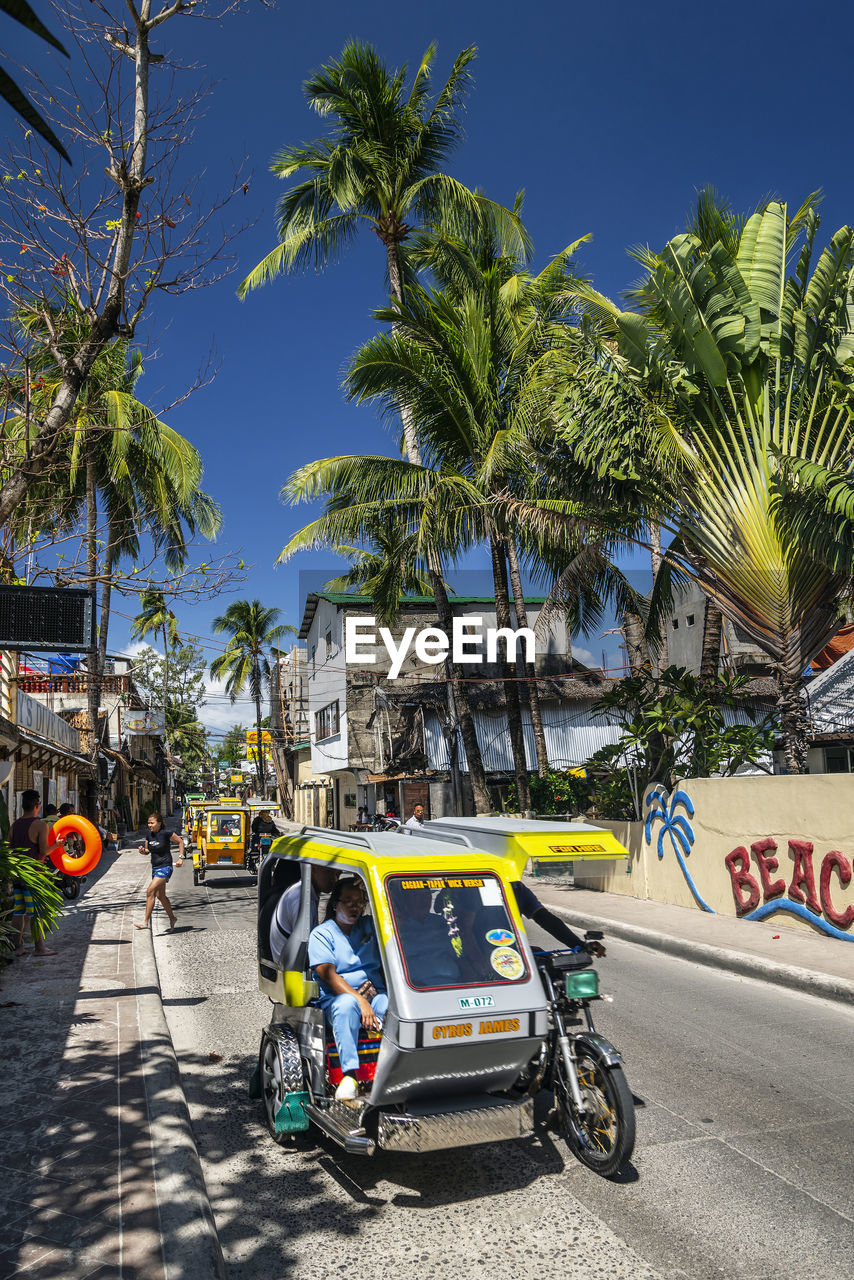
left=209, top=602, right=296, bottom=797
left=131, top=591, right=181, bottom=713
left=165, top=703, right=208, bottom=775
left=6, top=317, right=221, bottom=793
left=323, top=517, right=435, bottom=627
left=239, top=40, right=524, bottom=445
left=241, top=42, right=525, bottom=804
left=280, top=231, right=645, bottom=811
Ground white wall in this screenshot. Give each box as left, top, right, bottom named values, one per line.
left=305, top=598, right=349, bottom=775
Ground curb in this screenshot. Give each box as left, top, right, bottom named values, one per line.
left=133, top=908, right=227, bottom=1280
left=550, top=904, right=854, bottom=1008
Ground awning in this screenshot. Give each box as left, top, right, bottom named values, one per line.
left=0, top=713, right=19, bottom=752
left=98, top=743, right=160, bottom=785
left=16, top=726, right=94, bottom=776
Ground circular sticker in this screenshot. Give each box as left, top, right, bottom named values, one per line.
left=485, top=928, right=515, bottom=946
left=489, top=946, right=524, bottom=980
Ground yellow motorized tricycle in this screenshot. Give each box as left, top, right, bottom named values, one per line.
left=193, top=804, right=256, bottom=885
left=251, top=815, right=637, bottom=1176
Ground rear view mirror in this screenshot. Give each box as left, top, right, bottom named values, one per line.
left=585, top=930, right=604, bottom=941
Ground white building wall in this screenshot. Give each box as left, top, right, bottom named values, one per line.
left=305, top=598, right=349, bottom=775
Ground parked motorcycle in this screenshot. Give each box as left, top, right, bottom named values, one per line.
left=371, top=814, right=401, bottom=832
left=530, top=933, right=635, bottom=1176
left=52, top=830, right=88, bottom=901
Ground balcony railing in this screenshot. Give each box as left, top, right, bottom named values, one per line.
left=17, top=674, right=131, bottom=695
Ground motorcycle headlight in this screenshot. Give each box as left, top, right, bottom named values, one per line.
left=565, top=969, right=599, bottom=1000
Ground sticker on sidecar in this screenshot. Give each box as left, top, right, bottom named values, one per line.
left=490, top=947, right=525, bottom=980
left=485, top=928, right=515, bottom=946
left=548, top=843, right=605, bottom=853
left=459, top=994, right=494, bottom=1009
left=426, top=1016, right=527, bottom=1042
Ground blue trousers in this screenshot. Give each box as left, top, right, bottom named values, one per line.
left=327, top=991, right=388, bottom=1074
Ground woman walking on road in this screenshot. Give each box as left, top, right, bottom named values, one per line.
left=134, top=813, right=184, bottom=933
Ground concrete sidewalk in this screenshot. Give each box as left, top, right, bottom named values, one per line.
left=0, top=839, right=224, bottom=1280
left=528, top=877, right=854, bottom=1006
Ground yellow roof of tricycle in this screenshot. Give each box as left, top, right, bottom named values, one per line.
left=422, top=816, right=629, bottom=864
left=268, top=817, right=628, bottom=883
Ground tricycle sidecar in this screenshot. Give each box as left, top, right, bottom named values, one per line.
left=252, top=819, right=630, bottom=1162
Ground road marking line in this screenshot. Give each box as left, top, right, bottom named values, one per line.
left=116, top=998, right=123, bottom=1279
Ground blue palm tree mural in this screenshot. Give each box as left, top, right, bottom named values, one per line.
left=644, top=785, right=716, bottom=913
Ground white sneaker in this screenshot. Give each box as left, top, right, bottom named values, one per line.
left=334, top=1074, right=359, bottom=1102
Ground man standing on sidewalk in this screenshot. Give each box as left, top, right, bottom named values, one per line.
left=10, top=789, right=58, bottom=957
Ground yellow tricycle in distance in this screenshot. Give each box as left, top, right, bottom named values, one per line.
left=193, top=804, right=255, bottom=885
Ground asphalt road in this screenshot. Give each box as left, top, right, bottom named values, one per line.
left=153, top=862, right=854, bottom=1280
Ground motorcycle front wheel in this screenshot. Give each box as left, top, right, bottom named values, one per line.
left=554, top=1048, right=635, bottom=1177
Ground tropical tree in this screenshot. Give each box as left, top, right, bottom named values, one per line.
left=241, top=41, right=526, bottom=805
left=323, top=517, right=435, bottom=626
left=6, top=317, right=221, bottom=792
left=130, top=591, right=182, bottom=720
left=238, top=39, right=523, bottom=450
left=209, top=602, right=295, bottom=797
left=131, top=640, right=207, bottom=713
left=565, top=192, right=854, bottom=771
left=281, top=229, right=644, bottom=811
left=165, top=703, right=208, bottom=776
left=0, top=0, right=70, bottom=161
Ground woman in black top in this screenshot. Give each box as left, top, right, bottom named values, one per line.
left=134, top=812, right=185, bottom=932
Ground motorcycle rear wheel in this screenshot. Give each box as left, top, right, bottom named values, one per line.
left=60, top=875, right=80, bottom=901
left=555, top=1049, right=635, bottom=1177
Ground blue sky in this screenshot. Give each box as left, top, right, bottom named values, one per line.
left=8, top=0, right=854, bottom=730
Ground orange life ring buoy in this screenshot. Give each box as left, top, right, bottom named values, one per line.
left=47, top=814, right=102, bottom=876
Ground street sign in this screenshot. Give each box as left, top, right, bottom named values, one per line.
left=246, top=729, right=272, bottom=745
left=0, top=585, right=95, bottom=652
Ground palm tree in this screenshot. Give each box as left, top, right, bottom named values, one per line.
left=209, top=602, right=296, bottom=797
left=280, top=231, right=644, bottom=811
left=131, top=590, right=181, bottom=715
left=241, top=42, right=525, bottom=804
left=7, top=317, right=221, bottom=793
left=323, top=518, right=436, bottom=626
left=165, top=703, right=208, bottom=775
left=557, top=192, right=854, bottom=770
left=239, top=41, right=523, bottom=447
left=0, top=0, right=70, bottom=162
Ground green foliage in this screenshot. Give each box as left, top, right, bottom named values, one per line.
left=0, top=839, right=63, bottom=956
left=575, top=192, right=854, bottom=768
left=217, top=724, right=248, bottom=768
left=0, top=0, right=70, bottom=163
left=584, top=666, right=776, bottom=820
left=239, top=39, right=525, bottom=298
left=506, top=769, right=591, bottom=815
left=132, top=642, right=207, bottom=711
left=165, top=703, right=208, bottom=774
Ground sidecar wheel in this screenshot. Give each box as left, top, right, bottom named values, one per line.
left=259, top=1025, right=306, bottom=1147
left=555, top=1051, right=635, bottom=1177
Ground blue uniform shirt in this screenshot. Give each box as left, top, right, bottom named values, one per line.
left=308, top=917, right=385, bottom=1008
